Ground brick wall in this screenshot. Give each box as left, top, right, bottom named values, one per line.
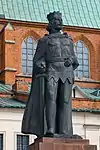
left=0, top=20, right=100, bottom=88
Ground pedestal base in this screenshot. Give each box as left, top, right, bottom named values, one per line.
left=29, top=137, right=97, bottom=150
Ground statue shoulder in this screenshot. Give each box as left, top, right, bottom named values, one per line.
left=68, top=35, right=73, bottom=41
left=63, top=32, right=73, bottom=41
left=39, top=34, right=49, bottom=43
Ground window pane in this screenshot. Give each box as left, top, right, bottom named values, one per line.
left=27, top=50, right=33, bottom=55
left=28, top=61, right=33, bottom=67
left=17, top=135, right=29, bottom=150
left=22, top=54, right=26, bottom=60
left=84, top=71, right=89, bottom=78
left=22, top=60, right=26, bottom=66
left=77, top=41, right=83, bottom=47
left=22, top=66, right=26, bottom=73
left=84, top=47, right=88, bottom=53
left=83, top=65, right=89, bottom=71
left=74, top=40, right=89, bottom=79
left=77, top=65, right=82, bottom=70
left=22, top=42, right=26, bottom=49
left=27, top=43, right=33, bottom=49
left=27, top=37, right=33, bottom=43
left=22, top=48, right=26, bottom=54
left=74, top=46, right=76, bottom=53
left=28, top=55, right=33, bottom=61
left=83, top=53, right=88, bottom=59
left=21, top=37, right=38, bottom=74
left=78, top=59, right=82, bottom=65
left=84, top=59, right=88, bottom=65
left=28, top=67, right=32, bottom=74
left=78, top=71, right=83, bottom=78
left=33, top=40, right=37, bottom=49
left=78, top=53, right=82, bottom=59
left=0, top=134, right=3, bottom=150
left=77, top=47, right=83, bottom=53
left=74, top=70, right=77, bottom=76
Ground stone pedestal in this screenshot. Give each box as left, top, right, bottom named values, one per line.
left=29, top=137, right=97, bottom=150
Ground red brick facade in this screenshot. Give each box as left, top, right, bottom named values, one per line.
left=0, top=19, right=100, bottom=106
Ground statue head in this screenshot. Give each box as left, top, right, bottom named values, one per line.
left=46, top=11, right=63, bottom=33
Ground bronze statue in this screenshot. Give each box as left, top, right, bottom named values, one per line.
left=21, top=11, right=79, bottom=138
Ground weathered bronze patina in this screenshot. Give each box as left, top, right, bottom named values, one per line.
left=21, top=11, right=79, bottom=138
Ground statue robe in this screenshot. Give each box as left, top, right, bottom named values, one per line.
left=21, top=33, right=79, bottom=136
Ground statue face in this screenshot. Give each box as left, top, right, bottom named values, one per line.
left=50, top=14, right=63, bottom=31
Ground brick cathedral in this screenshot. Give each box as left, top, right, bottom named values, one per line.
left=0, top=0, right=100, bottom=150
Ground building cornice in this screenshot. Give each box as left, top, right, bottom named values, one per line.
left=0, top=18, right=100, bottom=34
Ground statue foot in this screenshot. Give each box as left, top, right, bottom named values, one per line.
left=44, top=133, right=71, bottom=138
left=44, top=132, right=54, bottom=137
left=54, top=133, right=71, bottom=138
left=44, top=133, right=82, bottom=139
left=71, top=134, right=83, bottom=139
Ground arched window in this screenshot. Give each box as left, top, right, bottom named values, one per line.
left=21, top=37, right=37, bottom=74
left=74, top=40, right=89, bottom=79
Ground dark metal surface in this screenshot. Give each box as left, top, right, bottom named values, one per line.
left=21, top=11, right=79, bottom=137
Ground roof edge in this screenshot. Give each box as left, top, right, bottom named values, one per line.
left=0, top=105, right=100, bottom=113
left=73, top=108, right=100, bottom=113
left=0, top=18, right=100, bottom=34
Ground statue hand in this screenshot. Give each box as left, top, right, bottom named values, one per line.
left=64, top=58, right=73, bottom=67
left=36, top=62, right=46, bottom=74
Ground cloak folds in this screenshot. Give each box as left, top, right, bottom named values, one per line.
left=22, top=38, right=47, bottom=136
left=21, top=74, right=47, bottom=137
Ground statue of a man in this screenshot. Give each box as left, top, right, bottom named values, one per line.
left=22, top=11, right=79, bottom=138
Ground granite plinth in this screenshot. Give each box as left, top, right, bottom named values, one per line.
left=29, top=137, right=97, bottom=150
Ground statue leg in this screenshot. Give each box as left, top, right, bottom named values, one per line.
left=45, top=78, right=58, bottom=134
left=58, top=78, right=73, bottom=136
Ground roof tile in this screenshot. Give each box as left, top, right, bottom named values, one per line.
left=0, top=0, right=99, bottom=28
left=0, top=97, right=100, bottom=113
left=0, top=97, right=25, bottom=108
left=0, top=82, right=12, bottom=93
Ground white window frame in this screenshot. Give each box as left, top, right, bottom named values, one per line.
left=14, top=132, right=36, bottom=150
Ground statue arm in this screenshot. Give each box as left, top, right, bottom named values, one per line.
left=33, top=38, right=47, bottom=75
left=70, top=42, right=79, bottom=70
left=64, top=37, right=79, bottom=70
